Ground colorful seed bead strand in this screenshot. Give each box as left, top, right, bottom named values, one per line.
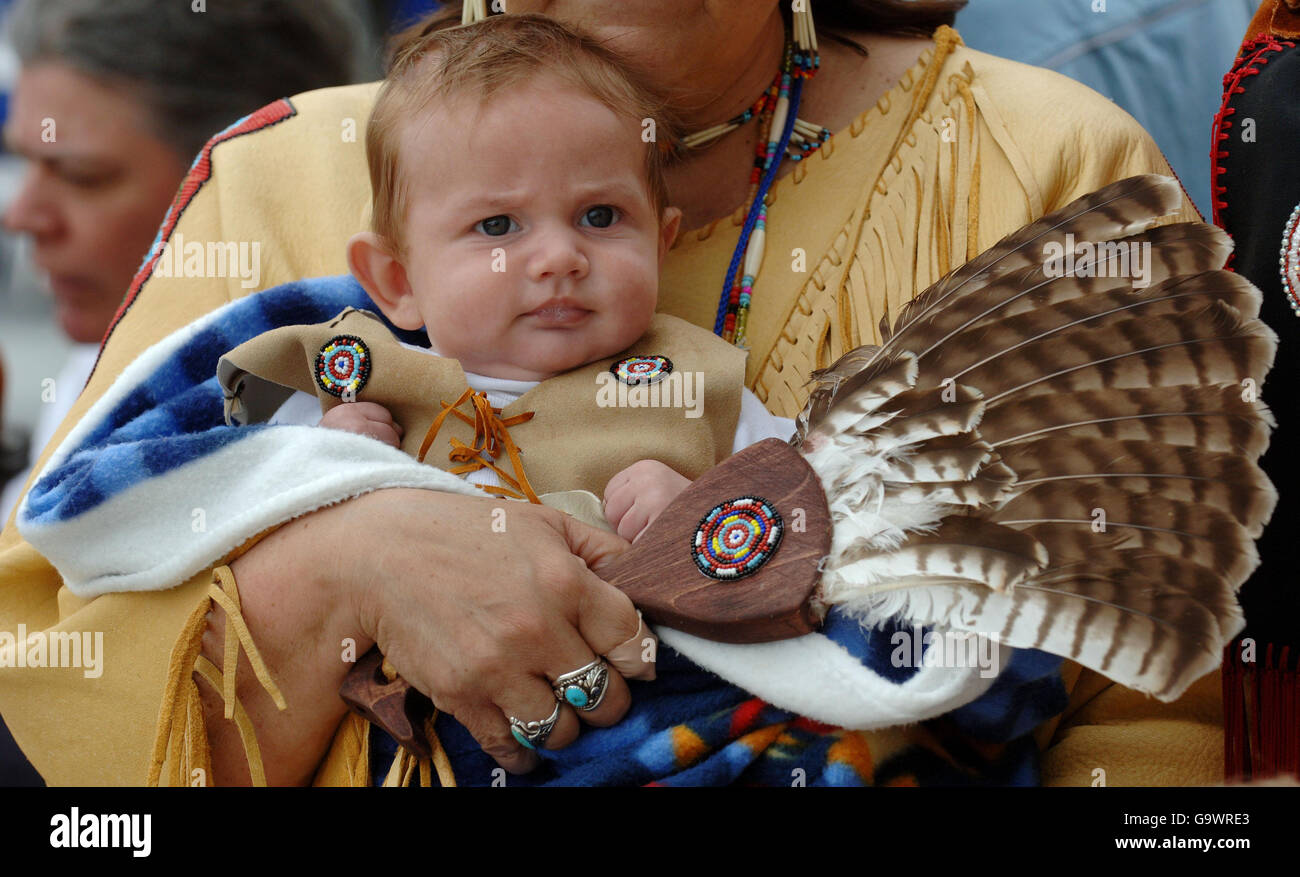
left=711, top=4, right=822, bottom=347
left=716, top=35, right=812, bottom=347
left=680, top=74, right=825, bottom=162
left=787, top=118, right=832, bottom=162
left=680, top=6, right=827, bottom=163
left=679, top=83, right=775, bottom=151
left=715, top=53, right=784, bottom=343
left=736, top=57, right=792, bottom=347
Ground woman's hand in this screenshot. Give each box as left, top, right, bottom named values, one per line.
left=212, top=487, right=650, bottom=784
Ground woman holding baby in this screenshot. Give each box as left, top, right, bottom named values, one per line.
left=0, top=0, right=1218, bottom=786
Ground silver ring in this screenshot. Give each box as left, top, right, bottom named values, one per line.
left=552, top=658, right=610, bottom=711
left=509, top=702, right=562, bottom=750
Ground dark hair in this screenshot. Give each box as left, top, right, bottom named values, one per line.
left=391, top=0, right=968, bottom=63
left=8, top=0, right=377, bottom=162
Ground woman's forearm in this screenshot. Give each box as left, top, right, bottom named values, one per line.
left=201, top=504, right=373, bottom=786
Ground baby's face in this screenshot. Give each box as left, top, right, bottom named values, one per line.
left=390, top=76, right=678, bottom=381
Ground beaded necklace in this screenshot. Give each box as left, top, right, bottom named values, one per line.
left=700, top=21, right=824, bottom=347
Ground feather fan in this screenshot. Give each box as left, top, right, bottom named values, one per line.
left=796, top=175, right=1278, bottom=702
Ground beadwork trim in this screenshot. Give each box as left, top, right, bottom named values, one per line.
left=711, top=14, right=822, bottom=347
left=1282, top=202, right=1300, bottom=316
left=691, top=495, right=784, bottom=580
left=1211, top=34, right=1298, bottom=237
left=315, top=335, right=372, bottom=397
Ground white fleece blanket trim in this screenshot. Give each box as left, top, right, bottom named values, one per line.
left=21, top=426, right=482, bottom=598
left=656, top=625, right=1005, bottom=729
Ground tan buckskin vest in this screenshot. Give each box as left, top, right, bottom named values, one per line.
left=217, top=308, right=746, bottom=497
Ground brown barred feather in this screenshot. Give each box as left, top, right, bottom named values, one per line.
left=997, top=438, right=1276, bottom=536
left=831, top=516, right=1049, bottom=593
left=957, top=304, right=1275, bottom=404
left=934, top=273, right=1265, bottom=376
left=990, top=484, right=1258, bottom=585
left=978, top=386, right=1273, bottom=458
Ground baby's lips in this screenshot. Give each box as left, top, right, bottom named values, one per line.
left=525, top=301, right=594, bottom=326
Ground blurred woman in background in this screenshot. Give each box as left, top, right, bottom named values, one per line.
left=0, top=0, right=374, bottom=783
left=0, top=0, right=377, bottom=520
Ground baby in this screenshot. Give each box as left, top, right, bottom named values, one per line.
left=236, top=14, right=793, bottom=541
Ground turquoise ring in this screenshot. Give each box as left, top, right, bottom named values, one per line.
left=552, top=658, right=610, bottom=712
left=508, top=702, right=562, bottom=751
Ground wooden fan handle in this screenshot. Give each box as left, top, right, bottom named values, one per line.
left=598, top=438, right=828, bottom=641
left=338, top=646, right=433, bottom=759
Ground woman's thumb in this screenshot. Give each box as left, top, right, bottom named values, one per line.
left=558, top=512, right=631, bottom=576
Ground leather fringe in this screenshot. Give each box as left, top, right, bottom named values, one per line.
left=147, top=561, right=457, bottom=787
left=147, top=564, right=287, bottom=786
left=1223, top=638, right=1299, bottom=782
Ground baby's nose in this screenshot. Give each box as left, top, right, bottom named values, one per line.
left=528, top=228, right=589, bottom=281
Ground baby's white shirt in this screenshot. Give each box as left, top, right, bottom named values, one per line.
left=270, top=339, right=795, bottom=492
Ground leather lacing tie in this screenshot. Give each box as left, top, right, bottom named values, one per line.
left=416, top=386, right=541, bottom=504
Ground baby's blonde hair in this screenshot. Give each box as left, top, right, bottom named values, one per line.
left=367, top=13, right=679, bottom=255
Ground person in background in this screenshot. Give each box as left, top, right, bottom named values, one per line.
left=0, top=0, right=373, bottom=785
left=0, top=0, right=379, bottom=523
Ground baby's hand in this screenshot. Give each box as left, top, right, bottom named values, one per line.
left=318, top=401, right=404, bottom=449
left=603, top=459, right=692, bottom=543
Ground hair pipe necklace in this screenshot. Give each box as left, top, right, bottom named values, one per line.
left=695, top=11, right=822, bottom=347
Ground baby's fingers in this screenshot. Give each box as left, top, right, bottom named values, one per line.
left=321, top=403, right=404, bottom=447
left=347, top=401, right=399, bottom=423
left=616, top=501, right=653, bottom=544
left=348, top=417, right=402, bottom=447
left=602, top=481, right=635, bottom=532
left=364, top=421, right=403, bottom=448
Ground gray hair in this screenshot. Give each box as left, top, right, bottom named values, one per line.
left=7, top=0, right=382, bottom=161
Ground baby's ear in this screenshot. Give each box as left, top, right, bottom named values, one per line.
left=658, top=207, right=682, bottom=263
left=347, top=232, right=423, bottom=330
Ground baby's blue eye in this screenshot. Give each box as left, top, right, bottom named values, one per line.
left=581, top=205, right=618, bottom=228
left=477, top=215, right=516, bottom=236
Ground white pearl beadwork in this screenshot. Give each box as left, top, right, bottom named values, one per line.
left=1282, top=202, right=1300, bottom=316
